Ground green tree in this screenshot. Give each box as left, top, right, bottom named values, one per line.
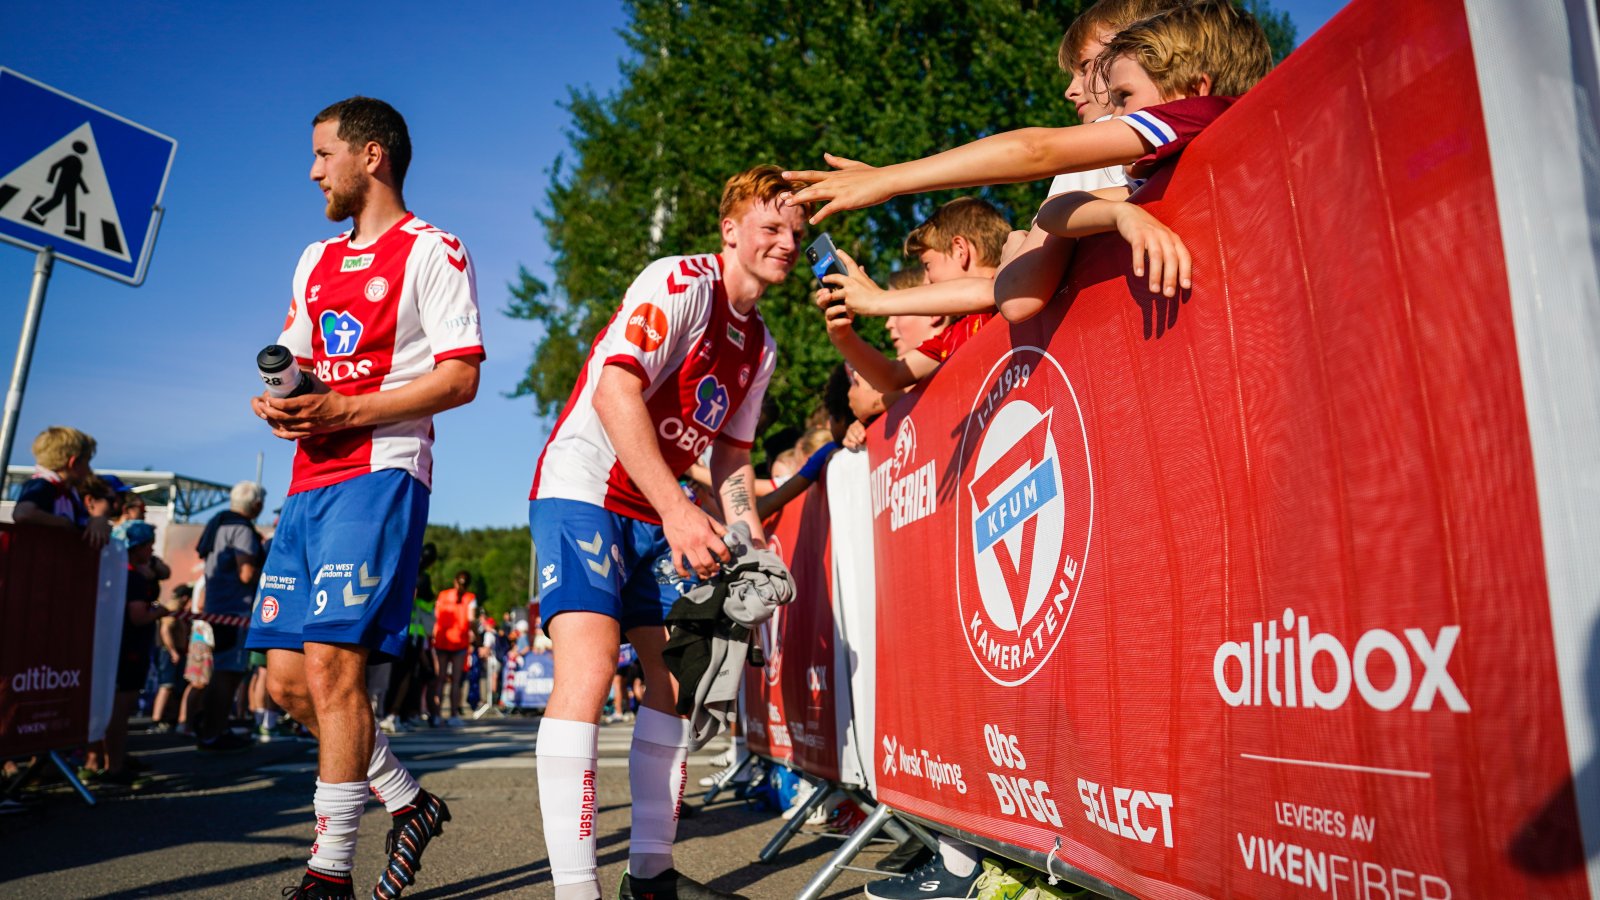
left=423, top=524, right=532, bottom=621
left=511, top=0, right=1294, bottom=443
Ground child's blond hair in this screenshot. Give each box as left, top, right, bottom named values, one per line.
left=887, top=267, right=926, bottom=291
left=772, top=448, right=805, bottom=480
left=1097, top=0, right=1273, bottom=99
left=903, top=197, right=1010, bottom=267
left=32, top=426, right=96, bottom=472
left=797, top=428, right=834, bottom=457
left=1058, top=0, right=1175, bottom=73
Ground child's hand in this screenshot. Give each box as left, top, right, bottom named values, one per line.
left=821, top=294, right=856, bottom=341
left=1114, top=204, right=1191, bottom=298
left=843, top=420, right=869, bottom=451
left=821, top=250, right=885, bottom=316
left=784, top=154, right=890, bottom=225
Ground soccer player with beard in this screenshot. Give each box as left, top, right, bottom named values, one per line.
left=528, top=166, right=807, bottom=900
left=249, top=96, right=485, bottom=900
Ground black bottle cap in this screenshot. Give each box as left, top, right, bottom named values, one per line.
left=257, top=344, right=293, bottom=374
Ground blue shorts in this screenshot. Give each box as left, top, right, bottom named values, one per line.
left=529, top=498, right=683, bottom=632
left=246, top=469, right=427, bottom=660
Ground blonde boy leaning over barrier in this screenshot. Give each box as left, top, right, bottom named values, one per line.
left=786, top=0, right=1273, bottom=312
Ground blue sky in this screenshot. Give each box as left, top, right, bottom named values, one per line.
left=0, top=0, right=1347, bottom=528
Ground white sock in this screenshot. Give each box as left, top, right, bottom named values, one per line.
left=367, top=727, right=421, bottom=812
left=939, top=835, right=979, bottom=877
left=731, top=735, right=748, bottom=763
left=628, top=707, right=691, bottom=879
left=308, top=780, right=367, bottom=874
left=537, top=717, right=601, bottom=893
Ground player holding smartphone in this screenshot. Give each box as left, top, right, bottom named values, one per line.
left=527, top=165, right=807, bottom=900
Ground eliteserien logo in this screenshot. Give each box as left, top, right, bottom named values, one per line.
left=10, top=666, right=82, bottom=691
left=870, top=417, right=937, bottom=531
left=955, top=348, right=1092, bottom=687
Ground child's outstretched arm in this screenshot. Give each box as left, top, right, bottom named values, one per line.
left=784, top=121, right=1147, bottom=224
left=822, top=250, right=993, bottom=317
left=816, top=290, right=937, bottom=393
left=1036, top=192, right=1192, bottom=298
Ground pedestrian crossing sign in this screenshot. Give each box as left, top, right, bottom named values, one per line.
left=0, top=68, right=177, bottom=285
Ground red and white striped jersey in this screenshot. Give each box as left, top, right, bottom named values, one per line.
left=530, top=253, right=777, bottom=523
left=278, top=213, right=485, bottom=495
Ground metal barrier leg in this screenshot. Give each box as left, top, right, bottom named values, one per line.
left=49, top=751, right=96, bottom=807
left=795, top=801, right=893, bottom=900
left=702, top=752, right=757, bottom=804
left=845, top=788, right=931, bottom=850
left=758, top=778, right=835, bottom=862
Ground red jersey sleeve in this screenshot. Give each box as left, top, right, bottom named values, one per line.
left=915, top=312, right=996, bottom=364
left=1117, top=96, right=1238, bottom=181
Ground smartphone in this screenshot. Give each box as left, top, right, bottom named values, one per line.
left=806, top=233, right=844, bottom=285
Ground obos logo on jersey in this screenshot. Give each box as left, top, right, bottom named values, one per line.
left=320, top=310, right=364, bottom=357
left=692, top=375, right=730, bottom=431
left=955, top=347, right=1092, bottom=687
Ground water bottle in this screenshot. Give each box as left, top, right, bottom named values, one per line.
left=257, top=344, right=314, bottom=398
left=653, top=526, right=750, bottom=585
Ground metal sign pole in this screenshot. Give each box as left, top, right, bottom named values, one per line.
left=0, top=245, right=54, bottom=495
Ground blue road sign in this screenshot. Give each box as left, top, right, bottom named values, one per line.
left=0, top=68, right=177, bottom=285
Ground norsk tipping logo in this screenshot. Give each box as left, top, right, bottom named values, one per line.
left=955, top=348, right=1093, bottom=687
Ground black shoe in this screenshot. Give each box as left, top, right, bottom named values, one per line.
left=875, top=835, right=935, bottom=874
left=284, top=869, right=355, bottom=899
left=862, top=855, right=981, bottom=899
left=196, top=731, right=254, bottom=753
left=618, top=868, right=748, bottom=899
left=372, top=789, right=451, bottom=899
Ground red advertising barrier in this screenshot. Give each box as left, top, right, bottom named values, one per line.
left=0, top=525, right=109, bottom=757
left=742, top=473, right=842, bottom=781
left=866, top=0, right=1591, bottom=897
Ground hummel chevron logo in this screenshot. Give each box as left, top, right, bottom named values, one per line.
left=588, top=556, right=613, bottom=578
left=577, top=532, right=604, bottom=554
left=440, top=235, right=467, bottom=272
left=343, top=581, right=369, bottom=607
left=358, top=563, right=381, bottom=588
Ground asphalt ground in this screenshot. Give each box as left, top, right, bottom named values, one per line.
left=0, top=714, right=891, bottom=899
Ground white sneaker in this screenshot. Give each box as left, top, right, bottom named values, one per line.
left=697, top=757, right=752, bottom=788
left=708, top=748, right=733, bottom=767
left=807, top=792, right=847, bottom=826
left=379, top=715, right=401, bottom=735
left=782, top=781, right=818, bottom=820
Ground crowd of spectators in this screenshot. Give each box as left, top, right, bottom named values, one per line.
left=0, top=425, right=549, bottom=799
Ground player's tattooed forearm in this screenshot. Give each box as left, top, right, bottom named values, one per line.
left=725, top=471, right=752, bottom=517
